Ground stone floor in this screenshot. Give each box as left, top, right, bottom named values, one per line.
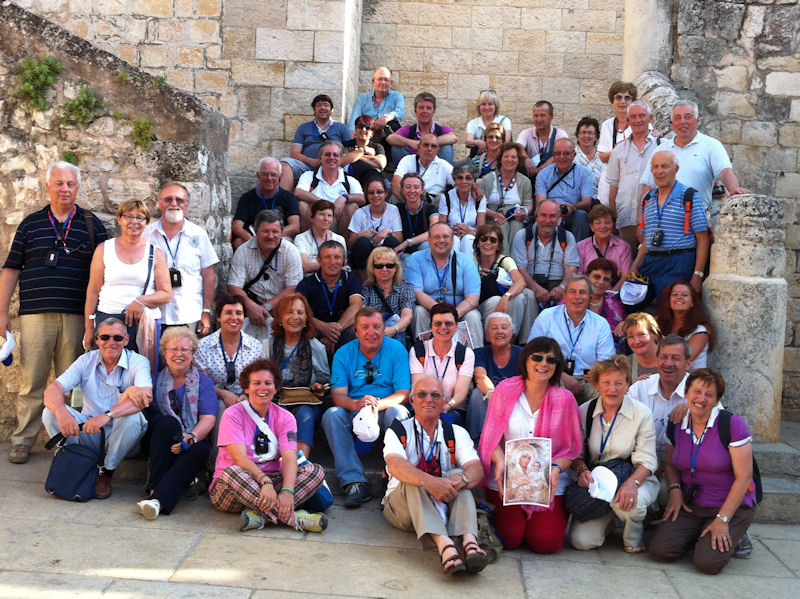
left=1, top=443, right=799, bottom=599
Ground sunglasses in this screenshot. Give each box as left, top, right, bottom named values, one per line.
left=364, top=361, right=374, bottom=385
left=415, top=391, right=443, bottom=400
left=161, top=196, right=187, bottom=205
left=357, top=125, right=373, bottom=131
left=486, top=135, right=503, bottom=141
left=373, top=263, right=396, bottom=270
left=530, top=354, right=559, bottom=365
left=480, top=235, right=498, bottom=243
left=97, top=334, right=125, bottom=342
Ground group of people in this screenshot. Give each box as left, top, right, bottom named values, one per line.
left=0, top=69, right=755, bottom=576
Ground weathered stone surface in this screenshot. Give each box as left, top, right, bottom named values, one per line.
left=255, top=28, right=315, bottom=62
left=742, top=121, right=778, bottom=147
left=231, top=60, right=284, bottom=87
left=766, top=72, right=800, bottom=97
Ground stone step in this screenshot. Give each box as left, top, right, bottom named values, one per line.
left=752, top=442, right=800, bottom=478
left=755, top=476, right=800, bottom=523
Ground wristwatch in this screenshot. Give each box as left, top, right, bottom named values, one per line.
left=104, top=409, right=114, bottom=421
left=460, top=472, right=469, bottom=486
left=715, top=513, right=729, bottom=523
left=503, top=291, right=512, bottom=298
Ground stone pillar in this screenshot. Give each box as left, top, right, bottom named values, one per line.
left=704, top=195, right=786, bottom=442
left=622, top=0, right=673, bottom=80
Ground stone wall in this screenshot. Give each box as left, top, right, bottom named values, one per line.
left=0, top=3, right=229, bottom=439
left=669, top=0, right=800, bottom=419
left=360, top=0, right=625, bottom=159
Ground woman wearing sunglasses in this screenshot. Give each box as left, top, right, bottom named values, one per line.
left=196, top=293, right=265, bottom=415
left=478, top=337, right=582, bottom=554
left=85, top=200, right=172, bottom=353
left=465, top=89, right=512, bottom=158
left=342, top=115, right=387, bottom=187
left=210, top=359, right=328, bottom=533
left=361, top=247, right=414, bottom=347
left=137, top=327, right=216, bottom=520
left=473, top=223, right=536, bottom=344
left=478, top=142, right=533, bottom=255
left=263, top=293, right=329, bottom=458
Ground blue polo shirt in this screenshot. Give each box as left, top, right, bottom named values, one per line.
left=641, top=181, right=707, bottom=252
left=296, top=270, right=363, bottom=323
left=404, top=249, right=481, bottom=305
left=331, top=337, right=411, bottom=400
left=535, top=163, right=594, bottom=204
left=292, top=120, right=352, bottom=160
left=347, top=90, right=405, bottom=130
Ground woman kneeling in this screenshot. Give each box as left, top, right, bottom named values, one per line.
left=209, top=359, right=328, bottom=533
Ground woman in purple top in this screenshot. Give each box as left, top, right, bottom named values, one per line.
left=209, top=359, right=328, bottom=533
left=650, top=369, right=757, bottom=575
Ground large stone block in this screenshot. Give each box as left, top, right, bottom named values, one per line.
left=222, top=27, right=255, bottom=59
left=255, top=28, right=314, bottom=61
left=546, top=31, right=585, bottom=54
left=776, top=173, right=800, bottom=199
left=561, top=8, right=616, bottom=33
left=562, top=55, right=611, bottom=80
left=393, top=25, right=452, bottom=48
left=741, top=121, right=778, bottom=147
left=585, top=32, right=622, bottom=54
left=166, top=69, right=194, bottom=91
left=472, top=6, right=520, bottom=29
left=491, top=75, right=542, bottom=104
left=504, top=29, right=546, bottom=52
left=140, top=45, right=175, bottom=68
left=94, top=0, right=126, bottom=15
left=715, top=65, right=749, bottom=91
left=766, top=72, right=800, bottom=97
left=285, top=62, right=341, bottom=90
left=177, top=47, right=204, bottom=68
left=520, top=8, right=561, bottom=30
left=157, top=20, right=186, bottom=43
left=359, top=44, right=424, bottom=72
left=223, top=0, right=286, bottom=27
left=518, top=52, right=563, bottom=77
left=542, top=77, right=581, bottom=102
left=540, top=0, right=588, bottom=8
left=196, top=0, right=222, bottom=17
left=135, top=0, right=173, bottom=18
left=790, top=100, right=800, bottom=122
left=395, top=72, right=448, bottom=98
left=470, top=50, right=519, bottom=76
left=422, top=48, right=472, bottom=74
left=195, top=70, right=228, bottom=92
left=189, top=20, right=220, bottom=43
left=363, top=1, right=419, bottom=25
left=231, top=60, right=285, bottom=87
left=779, top=123, right=800, bottom=148
left=287, top=0, right=346, bottom=31
left=715, top=91, right=756, bottom=118
left=314, top=31, right=344, bottom=63
left=705, top=275, right=786, bottom=442
left=452, top=27, right=503, bottom=51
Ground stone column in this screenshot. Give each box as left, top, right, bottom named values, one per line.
left=622, top=0, right=673, bottom=80
left=704, top=195, right=786, bottom=442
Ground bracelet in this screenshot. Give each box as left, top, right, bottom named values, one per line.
left=552, top=463, right=563, bottom=474
left=134, top=298, right=146, bottom=308
left=693, top=270, right=704, bottom=278
left=280, top=487, right=295, bottom=495
left=202, top=308, right=212, bottom=314
left=260, top=478, right=272, bottom=486
left=668, top=483, right=681, bottom=491
left=575, top=463, right=588, bottom=475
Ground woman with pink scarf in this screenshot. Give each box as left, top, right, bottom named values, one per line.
left=478, top=337, right=582, bottom=553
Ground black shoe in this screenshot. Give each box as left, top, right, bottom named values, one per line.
left=343, top=482, right=371, bottom=508
left=734, top=531, right=754, bottom=559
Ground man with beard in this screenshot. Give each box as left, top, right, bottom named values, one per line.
left=145, top=182, right=219, bottom=336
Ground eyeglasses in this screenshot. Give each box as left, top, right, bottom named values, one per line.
left=530, top=354, right=559, bottom=365
left=415, top=391, right=443, bottom=401
left=161, top=196, right=187, bottom=205
left=258, top=171, right=279, bottom=178
left=552, top=151, right=574, bottom=157
left=432, top=321, right=456, bottom=329
left=613, top=94, right=633, bottom=102
left=165, top=347, right=193, bottom=354
left=454, top=175, right=474, bottom=181
left=121, top=214, right=147, bottom=223
left=97, top=334, right=125, bottom=342
left=480, top=235, right=498, bottom=243
left=373, top=263, right=396, bottom=270
left=364, top=361, right=374, bottom=385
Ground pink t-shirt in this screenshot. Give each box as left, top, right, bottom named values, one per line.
left=212, top=401, right=298, bottom=486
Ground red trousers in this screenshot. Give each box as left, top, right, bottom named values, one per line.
left=486, top=489, right=568, bottom=554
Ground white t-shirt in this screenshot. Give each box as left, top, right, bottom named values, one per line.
left=296, top=168, right=363, bottom=202
left=437, top=189, right=487, bottom=229
left=466, top=115, right=512, bottom=140
left=293, top=230, right=347, bottom=265
left=348, top=204, right=402, bottom=234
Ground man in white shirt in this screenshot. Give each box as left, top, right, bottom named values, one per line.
left=144, top=182, right=218, bottom=336
left=391, top=133, right=454, bottom=201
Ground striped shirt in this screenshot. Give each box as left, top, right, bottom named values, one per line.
left=3, top=205, right=108, bottom=315
left=641, top=182, right=707, bottom=252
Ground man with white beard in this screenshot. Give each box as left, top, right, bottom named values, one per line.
left=144, top=182, right=219, bottom=336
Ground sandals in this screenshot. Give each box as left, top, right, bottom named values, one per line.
left=624, top=544, right=647, bottom=554
left=439, top=544, right=466, bottom=575
left=463, top=540, right=489, bottom=573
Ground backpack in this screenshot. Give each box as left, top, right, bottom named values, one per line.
left=639, top=186, right=697, bottom=235
left=413, top=340, right=467, bottom=373
left=390, top=417, right=457, bottom=468
left=666, top=409, right=762, bottom=503
left=310, top=171, right=351, bottom=195
left=408, top=123, right=443, bottom=141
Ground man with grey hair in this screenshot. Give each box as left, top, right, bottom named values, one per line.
left=42, top=317, right=151, bottom=499
left=231, top=157, right=300, bottom=248
left=144, top=182, right=218, bottom=336
left=640, top=100, right=748, bottom=220
left=294, top=139, right=364, bottom=232
left=606, top=101, right=661, bottom=251
left=227, top=210, right=303, bottom=339
left=0, top=161, right=108, bottom=464
left=630, top=149, right=709, bottom=302
left=528, top=275, right=614, bottom=402
left=347, top=66, right=405, bottom=140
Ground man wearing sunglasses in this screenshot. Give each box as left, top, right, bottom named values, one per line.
left=1, top=161, right=108, bottom=464
left=41, top=318, right=152, bottom=499
left=322, top=307, right=411, bottom=508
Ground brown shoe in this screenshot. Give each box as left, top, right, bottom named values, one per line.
left=8, top=444, right=31, bottom=464
left=95, top=473, right=112, bottom=499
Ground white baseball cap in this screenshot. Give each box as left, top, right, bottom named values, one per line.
left=0, top=331, right=15, bottom=367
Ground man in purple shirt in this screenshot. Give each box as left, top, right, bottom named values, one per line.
left=386, top=92, right=457, bottom=166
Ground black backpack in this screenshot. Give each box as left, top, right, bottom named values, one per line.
left=666, top=409, right=763, bottom=503
left=413, top=340, right=467, bottom=373
left=310, top=171, right=351, bottom=195
left=389, top=417, right=457, bottom=468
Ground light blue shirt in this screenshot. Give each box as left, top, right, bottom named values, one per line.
left=535, top=163, right=594, bottom=204
left=404, top=249, right=481, bottom=306
left=331, top=337, right=410, bottom=400
left=347, top=90, right=405, bottom=131
left=639, top=132, right=732, bottom=212
left=528, top=305, right=614, bottom=376
left=56, top=349, right=152, bottom=417
left=511, top=225, right=580, bottom=281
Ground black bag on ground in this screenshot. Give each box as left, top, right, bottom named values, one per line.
left=563, top=457, right=633, bottom=522
left=44, top=425, right=106, bottom=502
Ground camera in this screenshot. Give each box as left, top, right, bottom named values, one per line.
left=560, top=205, right=568, bottom=216
left=169, top=267, right=182, bottom=287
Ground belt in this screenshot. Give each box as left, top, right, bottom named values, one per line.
left=648, top=247, right=695, bottom=257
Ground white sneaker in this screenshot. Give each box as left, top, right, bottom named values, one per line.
left=137, top=499, right=161, bottom=520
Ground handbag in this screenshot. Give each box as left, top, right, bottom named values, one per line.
left=278, top=386, right=324, bottom=407
left=44, top=425, right=106, bottom=502
left=563, top=458, right=633, bottom=522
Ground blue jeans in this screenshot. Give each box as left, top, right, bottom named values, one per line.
left=43, top=405, right=147, bottom=471
left=561, top=209, right=590, bottom=242
left=391, top=144, right=454, bottom=167
left=293, top=404, right=324, bottom=447
left=640, top=250, right=696, bottom=305
left=321, top=404, right=409, bottom=486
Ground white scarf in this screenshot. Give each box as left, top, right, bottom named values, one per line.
left=242, top=401, right=279, bottom=462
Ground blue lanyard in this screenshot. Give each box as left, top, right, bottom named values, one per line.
left=415, top=156, right=427, bottom=176
left=653, top=187, right=676, bottom=228
left=219, top=335, right=242, bottom=368
left=431, top=355, right=451, bottom=382
left=598, top=408, right=620, bottom=461
left=498, top=172, right=515, bottom=202
left=433, top=258, right=450, bottom=293
left=322, top=278, right=342, bottom=316
left=563, top=311, right=585, bottom=358
left=160, top=232, right=182, bottom=267
left=415, top=422, right=438, bottom=462
left=689, top=422, right=708, bottom=474
left=280, top=343, right=300, bottom=372
left=457, top=197, right=468, bottom=224
left=255, top=187, right=279, bottom=211
left=405, top=205, right=421, bottom=236
left=48, top=207, right=75, bottom=249
left=311, top=230, right=327, bottom=254
left=593, top=235, right=609, bottom=258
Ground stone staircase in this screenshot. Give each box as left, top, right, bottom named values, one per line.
left=752, top=421, right=800, bottom=523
